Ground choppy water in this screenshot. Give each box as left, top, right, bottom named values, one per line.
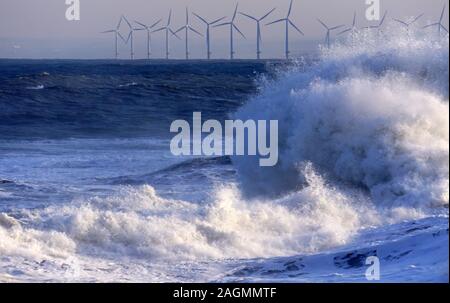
left=0, top=27, right=448, bottom=282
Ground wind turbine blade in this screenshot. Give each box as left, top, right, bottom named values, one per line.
left=423, top=23, right=439, bottom=29
left=394, top=19, right=408, bottom=26
left=289, top=20, right=304, bottom=35
left=124, top=32, right=132, bottom=44
left=261, top=8, right=276, bottom=21
left=441, top=24, right=449, bottom=33
left=174, top=26, right=185, bottom=34
left=150, top=19, right=162, bottom=29
left=123, top=16, right=132, bottom=28
left=266, top=18, right=285, bottom=26
left=412, top=13, right=424, bottom=24
left=118, top=32, right=126, bottom=43
left=211, top=16, right=227, bottom=25
left=117, top=16, right=123, bottom=30
left=189, top=27, right=203, bottom=36
left=317, top=19, right=329, bottom=30
left=379, top=10, right=388, bottom=26
left=240, top=13, right=258, bottom=21
left=338, top=28, right=351, bottom=35
left=352, top=12, right=357, bottom=26
left=170, top=29, right=182, bottom=40
left=168, top=9, right=172, bottom=26
left=152, top=27, right=166, bottom=33
left=186, top=7, right=189, bottom=24
left=233, top=3, right=239, bottom=21
left=193, top=13, right=208, bottom=24
left=101, top=30, right=115, bottom=33
left=330, top=24, right=345, bottom=30
left=134, top=21, right=148, bottom=28
left=213, top=22, right=231, bottom=27
left=288, top=0, right=294, bottom=17
left=233, top=24, right=246, bottom=39
left=440, top=5, right=446, bottom=22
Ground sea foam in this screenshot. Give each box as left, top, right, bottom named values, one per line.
left=233, top=25, right=449, bottom=208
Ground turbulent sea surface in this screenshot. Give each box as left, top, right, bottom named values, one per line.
left=0, top=29, right=448, bottom=282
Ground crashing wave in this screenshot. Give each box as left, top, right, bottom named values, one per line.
left=233, top=25, right=449, bottom=208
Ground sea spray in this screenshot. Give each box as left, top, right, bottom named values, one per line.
left=233, top=26, right=449, bottom=208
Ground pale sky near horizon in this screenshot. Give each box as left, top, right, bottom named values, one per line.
left=0, top=0, right=448, bottom=59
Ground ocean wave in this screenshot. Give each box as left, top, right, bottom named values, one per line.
left=0, top=161, right=430, bottom=263
left=233, top=27, right=449, bottom=209
left=0, top=61, right=269, bottom=139
left=106, top=156, right=232, bottom=185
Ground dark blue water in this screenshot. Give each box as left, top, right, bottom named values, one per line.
left=0, top=59, right=285, bottom=209
left=0, top=60, right=282, bottom=140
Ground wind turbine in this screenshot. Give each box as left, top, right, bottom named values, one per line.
left=366, top=10, right=388, bottom=31
left=214, top=3, right=246, bottom=60
left=393, top=13, right=424, bottom=35
left=175, top=7, right=203, bottom=60
left=240, top=8, right=276, bottom=59
left=338, top=12, right=359, bottom=45
left=122, top=16, right=137, bottom=60
left=193, top=13, right=226, bottom=60
left=423, top=5, right=448, bottom=38
left=135, top=19, right=162, bottom=59
left=317, top=19, right=344, bottom=48
left=364, top=10, right=388, bottom=45
left=266, top=0, right=304, bottom=60
left=153, top=10, right=181, bottom=59
left=101, top=16, right=126, bottom=59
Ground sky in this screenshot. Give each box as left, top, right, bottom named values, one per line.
left=0, top=0, right=448, bottom=59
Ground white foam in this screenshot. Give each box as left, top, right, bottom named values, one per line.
left=0, top=172, right=375, bottom=261
left=233, top=26, right=449, bottom=208
left=26, top=84, right=45, bottom=90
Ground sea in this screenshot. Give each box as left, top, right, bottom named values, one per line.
left=0, top=28, right=448, bottom=282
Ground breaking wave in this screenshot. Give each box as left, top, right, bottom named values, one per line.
left=2, top=165, right=420, bottom=262
left=233, top=27, right=449, bottom=209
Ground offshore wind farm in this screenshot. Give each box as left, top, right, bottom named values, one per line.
left=100, top=0, right=449, bottom=60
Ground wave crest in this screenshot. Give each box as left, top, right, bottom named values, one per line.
left=233, top=29, right=449, bottom=208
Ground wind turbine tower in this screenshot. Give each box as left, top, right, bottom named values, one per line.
left=153, top=10, right=181, bottom=59
left=101, top=16, right=126, bottom=59
left=366, top=10, right=388, bottom=32
left=135, top=19, right=162, bottom=59
left=338, top=12, right=359, bottom=45
left=176, top=7, right=203, bottom=60
left=193, top=13, right=226, bottom=60
left=423, top=5, right=448, bottom=38
left=266, top=0, right=304, bottom=60
left=393, top=13, right=424, bottom=36
left=214, top=3, right=246, bottom=60
left=317, top=19, right=344, bottom=48
left=240, top=8, right=276, bottom=59
left=122, top=16, right=137, bottom=60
